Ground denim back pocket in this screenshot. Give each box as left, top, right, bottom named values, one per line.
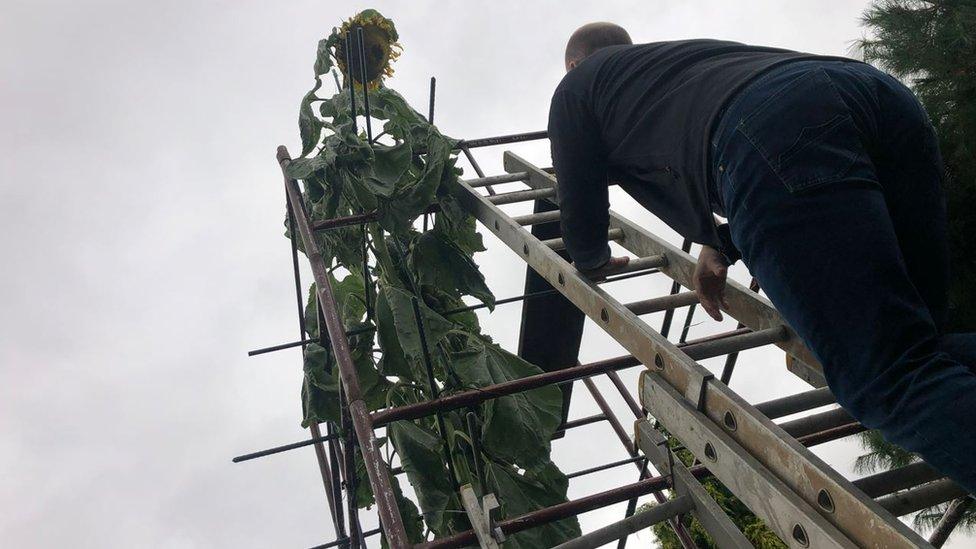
left=736, top=67, right=870, bottom=193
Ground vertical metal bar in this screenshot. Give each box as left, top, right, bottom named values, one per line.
left=678, top=303, right=697, bottom=344
left=411, top=296, right=460, bottom=489
left=344, top=35, right=358, bottom=133
left=280, top=146, right=409, bottom=546
left=318, top=302, right=349, bottom=544
left=355, top=27, right=372, bottom=142
left=287, top=196, right=340, bottom=527
left=460, top=144, right=495, bottom=196
left=719, top=278, right=760, bottom=385
left=428, top=76, right=436, bottom=124
left=466, top=411, right=487, bottom=491
left=424, top=76, right=435, bottom=231
left=341, top=389, right=362, bottom=549
left=360, top=224, right=372, bottom=320
left=593, top=375, right=698, bottom=549
left=605, top=370, right=642, bottom=419
left=660, top=239, right=692, bottom=338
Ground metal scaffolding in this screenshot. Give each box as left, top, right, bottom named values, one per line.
left=239, top=124, right=969, bottom=547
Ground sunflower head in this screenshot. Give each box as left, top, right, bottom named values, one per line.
left=334, top=9, right=401, bottom=88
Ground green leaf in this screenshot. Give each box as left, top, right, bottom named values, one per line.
left=435, top=195, right=486, bottom=256
left=486, top=460, right=580, bottom=547
left=383, top=286, right=455, bottom=363
left=313, top=36, right=336, bottom=76
left=367, top=142, right=412, bottom=197
left=285, top=149, right=336, bottom=180
left=389, top=421, right=454, bottom=534
left=298, top=79, right=324, bottom=157
left=301, top=343, right=340, bottom=427
left=375, top=286, right=413, bottom=380
left=451, top=336, right=562, bottom=467
left=410, top=231, right=494, bottom=309
left=382, top=474, right=425, bottom=547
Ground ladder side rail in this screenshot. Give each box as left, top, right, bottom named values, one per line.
left=637, top=420, right=754, bottom=548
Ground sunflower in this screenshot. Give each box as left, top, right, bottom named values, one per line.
left=333, top=9, right=401, bottom=88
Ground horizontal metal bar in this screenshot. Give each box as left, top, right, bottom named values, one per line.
left=853, top=462, right=945, bottom=499
left=247, top=326, right=375, bottom=357
left=778, top=407, right=856, bottom=439
left=308, top=527, right=382, bottom=549
left=876, top=479, right=969, bottom=517
left=487, top=187, right=556, bottom=206
left=542, top=228, right=624, bottom=251
left=565, top=456, right=646, bottom=480
left=626, top=291, right=699, bottom=316
left=369, top=324, right=751, bottom=431
left=555, top=413, right=607, bottom=436
left=458, top=130, right=548, bottom=149
left=585, top=255, right=668, bottom=279
left=552, top=496, right=694, bottom=549
left=370, top=355, right=639, bottom=427
left=795, top=422, right=865, bottom=447
left=928, top=497, right=973, bottom=547
left=232, top=432, right=340, bottom=463
left=310, top=210, right=378, bottom=230
left=754, top=387, right=835, bottom=420
left=513, top=210, right=561, bottom=226
left=464, top=172, right=528, bottom=188
left=681, top=326, right=788, bottom=361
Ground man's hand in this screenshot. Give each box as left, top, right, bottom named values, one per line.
left=577, top=256, right=630, bottom=280
left=694, top=246, right=730, bottom=321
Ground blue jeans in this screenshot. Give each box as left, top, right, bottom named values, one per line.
left=712, top=60, right=976, bottom=494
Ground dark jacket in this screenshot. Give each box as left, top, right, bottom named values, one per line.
left=548, top=39, right=840, bottom=269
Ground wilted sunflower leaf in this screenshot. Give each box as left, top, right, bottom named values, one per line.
left=300, top=342, right=340, bottom=427
left=367, top=142, right=412, bottom=197
left=452, top=335, right=562, bottom=466
left=485, top=460, right=579, bottom=547
left=383, top=286, right=455, bottom=362
left=409, top=231, right=494, bottom=309
left=389, top=421, right=454, bottom=535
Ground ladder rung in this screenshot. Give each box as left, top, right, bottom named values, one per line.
left=513, top=210, right=561, bottom=226
left=552, top=495, right=695, bottom=549
left=542, top=228, right=624, bottom=250
left=755, top=387, right=835, bottom=419
left=626, top=291, right=699, bottom=316
left=463, top=171, right=528, bottom=188
left=585, top=255, right=668, bottom=278
left=682, top=326, right=788, bottom=361
left=779, top=407, right=855, bottom=439
left=487, top=187, right=556, bottom=205
left=854, top=462, right=944, bottom=498
left=875, top=478, right=968, bottom=517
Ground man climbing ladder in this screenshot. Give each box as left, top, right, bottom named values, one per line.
left=548, top=23, right=976, bottom=495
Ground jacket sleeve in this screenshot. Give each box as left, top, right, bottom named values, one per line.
left=548, top=89, right=611, bottom=271
left=714, top=222, right=741, bottom=264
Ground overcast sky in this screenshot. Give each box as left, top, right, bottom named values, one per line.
left=2, top=1, right=970, bottom=548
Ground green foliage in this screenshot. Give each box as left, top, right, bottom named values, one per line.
left=649, top=432, right=786, bottom=548
left=859, top=0, right=976, bottom=331
left=286, top=14, right=578, bottom=546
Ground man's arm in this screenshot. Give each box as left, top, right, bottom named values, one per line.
left=548, top=89, right=613, bottom=271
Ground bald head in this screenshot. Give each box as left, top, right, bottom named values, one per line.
left=565, top=22, right=632, bottom=71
